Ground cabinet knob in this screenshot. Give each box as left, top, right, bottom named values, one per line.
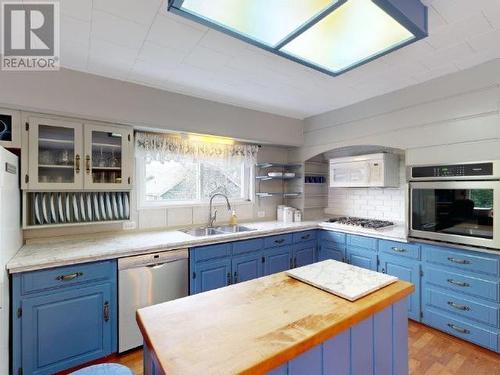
left=391, top=247, right=407, bottom=253
left=233, top=271, right=238, bottom=284
left=381, top=268, right=386, bottom=274
left=227, top=272, right=231, bottom=285
left=103, top=301, right=110, bottom=322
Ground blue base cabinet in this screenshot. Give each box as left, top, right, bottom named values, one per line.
left=378, top=253, right=421, bottom=321
left=190, top=231, right=318, bottom=294
left=12, top=260, right=117, bottom=375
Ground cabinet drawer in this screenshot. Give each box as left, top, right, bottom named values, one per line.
left=424, top=308, right=498, bottom=352
left=293, top=230, right=317, bottom=244
left=422, top=244, right=499, bottom=277
left=232, top=238, right=263, bottom=256
left=347, top=235, right=377, bottom=251
left=425, top=288, right=499, bottom=328
left=424, top=266, right=499, bottom=302
left=320, top=230, right=346, bottom=246
left=264, top=234, right=293, bottom=249
left=379, top=240, right=420, bottom=260
left=192, top=243, right=231, bottom=262
left=20, top=260, right=115, bottom=295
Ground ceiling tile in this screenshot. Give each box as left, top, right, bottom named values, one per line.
left=60, top=15, right=90, bottom=46
left=89, top=38, right=139, bottom=63
left=184, top=46, right=231, bottom=71
left=93, top=0, right=162, bottom=26
left=147, top=14, right=207, bottom=52
left=130, top=60, right=176, bottom=85
left=420, top=42, right=474, bottom=70
left=60, top=39, right=89, bottom=71
left=91, top=10, right=150, bottom=49
left=137, top=41, right=187, bottom=66
left=426, top=14, right=492, bottom=49
left=431, top=0, right=481, bottom=23
left=60, top=0, right=92, bottom=22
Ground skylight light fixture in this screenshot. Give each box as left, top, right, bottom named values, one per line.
left=167, top=0, right=427, bottom=76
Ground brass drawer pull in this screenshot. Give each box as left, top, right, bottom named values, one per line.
left=391, top=247, right=407, bottom=253
left=447, top=279, right=470, bottom=287
left=75, top=155, right=80, bottom=173
left=85, top=155, right=91, bottom=174
left=56, top=272, right=83, bottom=281
left=447, top=301, right=471, bottom=311
left=275, top=239, right=285, bottom=244
left=301, top=234, right=310, bottom=240
left=447, top=323, right=470, bottom=334
left=447, top=257, right=470, bottom=265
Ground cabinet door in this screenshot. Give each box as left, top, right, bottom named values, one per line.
left=193, top=258, right=232, bottom=294
left=83, top=123, right=133, bottom=190
left=346, top=247, right=377, bottom=270
left=232, top=252, right=263, bottom=284
left=28, top=117, right=84, bottom=190
left=379, top=254, right=421, bottom=321
left=319, top=243, right=345, bottom=262
left=21, top=284, right=113, bottom=375
left=264, top=246, right=292, bottom=275
left=293, top=241, right=316, bottom=268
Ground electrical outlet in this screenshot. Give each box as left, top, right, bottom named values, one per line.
left=257, top=210, right=266, bottom=218
left=122, top=221, right=137, bottom=230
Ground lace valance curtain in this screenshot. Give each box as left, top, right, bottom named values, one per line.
left=135, top=131, right=259, bottom=165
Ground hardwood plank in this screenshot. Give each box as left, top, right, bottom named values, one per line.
left=108, top=321, right=500, bottom=375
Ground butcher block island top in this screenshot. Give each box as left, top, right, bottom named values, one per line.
left=136, top=269, right=414, bottom=375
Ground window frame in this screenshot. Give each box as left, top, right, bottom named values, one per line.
left=136, top=156, right=254, bottom=210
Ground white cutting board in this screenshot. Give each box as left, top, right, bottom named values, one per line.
left=286, top=259, right=398, bottom=301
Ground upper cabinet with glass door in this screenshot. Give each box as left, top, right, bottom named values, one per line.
left=84, top=123, right=133, bottom=190
left=27, top=117, right=84, bottom=190
left=24, top=116, right=133, bottom=191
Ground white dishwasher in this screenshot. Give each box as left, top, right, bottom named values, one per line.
left=118, top=249, right=189, bottom=352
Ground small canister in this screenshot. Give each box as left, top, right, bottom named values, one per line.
left=293, top=210, right=302, bottom=222
left=277, top=205, right=286, bottom=221
left=283, top=207, right=294, bottom=223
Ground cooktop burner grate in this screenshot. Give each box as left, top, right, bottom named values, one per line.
left=325, top=216, right=394, bottom=229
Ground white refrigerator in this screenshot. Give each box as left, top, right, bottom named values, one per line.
left=0, top=147, right=22, bottom=375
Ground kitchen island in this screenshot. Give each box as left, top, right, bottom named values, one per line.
left=137, top=268, right=414, bottom=375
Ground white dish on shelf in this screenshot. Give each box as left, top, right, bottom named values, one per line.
left=123, top=193, right=129, bottom=219
left=58, top=193, right=65, bottom=223
left=99, top=193, right=107, bottom=221
left=50, top=193, right=58, bottom=224
left=66, top=194, right=71, bottom=222
left=80, top=193, right=86, bottom=221
left=34, top=193, right=42, bottom=225
left=86, top=194, right=93, bottom=221
left=93, top=193, right=101, bottom=221
left=283, top=173, right=296, bottom=178
left=105, top=193, right=112, bottom=220
left=111, top=193, right=119, bottom=220
left=267, top=172, right=283, bottom=177
left=117, top=193, right=124, bottom=219
left=42, top=193, right=49, bottom=224
left=72, top=194, right=80, bottom=222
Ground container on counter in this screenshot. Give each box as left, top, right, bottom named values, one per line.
left=277, top=205, right=286, bottom=221
left=283, top=207, right=294, bottom=223
left=293, top=210, right=302, bottom=222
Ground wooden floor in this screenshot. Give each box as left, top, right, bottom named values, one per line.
left=108, top=322, right=500, bottom=375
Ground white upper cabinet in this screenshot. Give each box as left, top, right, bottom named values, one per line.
left=84, top=123, right=133, bottom=191
left=23, top=115, right=133, bottom=191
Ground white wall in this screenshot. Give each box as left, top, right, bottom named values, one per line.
left=0, top=68, right=303, bottom=146
left=294, top=59, right=500, bottom=163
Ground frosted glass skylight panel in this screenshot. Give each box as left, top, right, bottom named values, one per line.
left=180, top=0, right=336, bottom=47
left=280, top=0, right=415, bottom=73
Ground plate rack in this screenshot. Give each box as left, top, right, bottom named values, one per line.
left=24, top=191, right=131, bottom=228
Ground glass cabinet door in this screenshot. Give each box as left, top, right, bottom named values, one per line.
left=84, top=124, right=132, bottom=190
left=28, top=117, right=84, bottom=190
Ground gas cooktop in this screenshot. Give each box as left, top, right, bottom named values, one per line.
left=325, top=217, right=394, bottom=229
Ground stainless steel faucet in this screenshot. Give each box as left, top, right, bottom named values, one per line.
left=208, top=193, right=232, bottom=228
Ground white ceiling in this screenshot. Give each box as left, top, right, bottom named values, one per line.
left=53, top=0, right=500, bottom=119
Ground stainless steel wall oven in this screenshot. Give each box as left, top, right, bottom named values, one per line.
left=408, top=161, right=500, bottom=249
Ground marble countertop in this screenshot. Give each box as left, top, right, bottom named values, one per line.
left=286, top=259, right=398, bottom=301
left=7, top=220, right=410, bottom=274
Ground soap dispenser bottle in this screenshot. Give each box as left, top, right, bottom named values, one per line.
left=229, top=210, right=238, bottom=226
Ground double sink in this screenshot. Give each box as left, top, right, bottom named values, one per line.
left=181, top=225, right=256, bottom=237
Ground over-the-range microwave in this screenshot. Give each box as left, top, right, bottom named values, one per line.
left=408, top=161, right=500, bottom=249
